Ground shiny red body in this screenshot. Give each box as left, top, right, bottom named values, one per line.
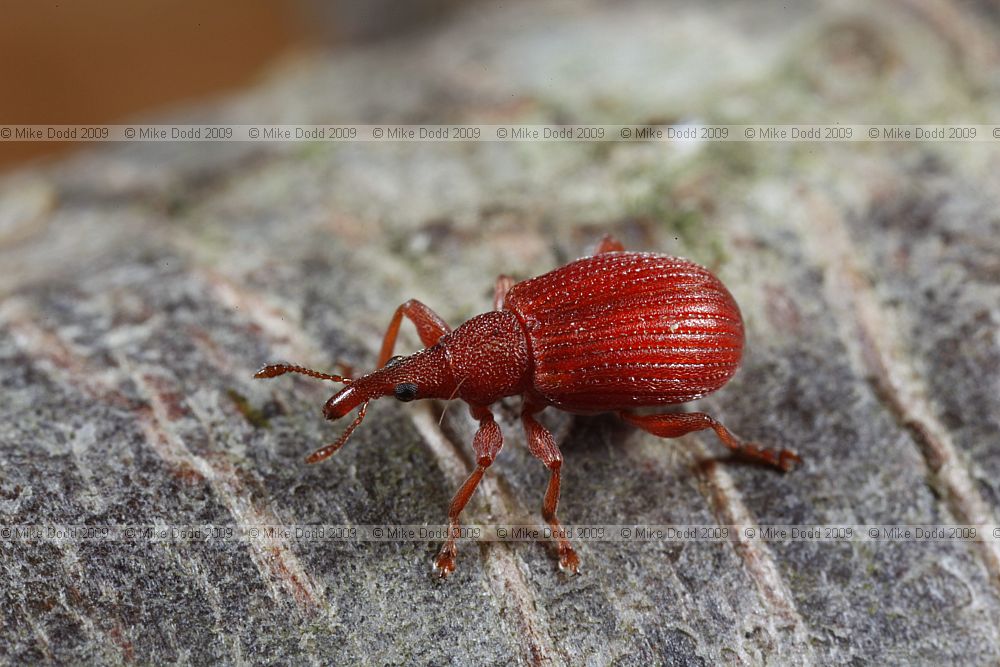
left=256, top=238, right=795, bottom=578
left=318, top=251, right=744, bottom=417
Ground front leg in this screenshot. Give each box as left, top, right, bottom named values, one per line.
left=377, top=299, right=451, bottom=367
left=522, top=401, right=580, bottom=574
left=434, top=404, right=504, bottom=578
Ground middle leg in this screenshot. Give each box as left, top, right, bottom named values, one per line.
left=593, top=234, right=626, bottom=254
left=493, top=274, right=515, bottom=310
left=522, top=401, right=580, bottom=574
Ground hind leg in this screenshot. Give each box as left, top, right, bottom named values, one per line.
left=619, top=411, right=801, bottom=472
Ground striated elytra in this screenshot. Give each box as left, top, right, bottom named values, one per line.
left=254, top=234, right=800, bottom=577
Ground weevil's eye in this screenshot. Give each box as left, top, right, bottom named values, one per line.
left=385, top=355, right=405, bottom=368
left=393, top=382, right=418, bottom=402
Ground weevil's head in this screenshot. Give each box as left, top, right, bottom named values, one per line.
left=254, top=345, right=461, bottom=463
left=322, top=344, right=457, bottom=420
left=270, top=345, right=459, bottom=464
left=281, top=311, right=528, bottom=461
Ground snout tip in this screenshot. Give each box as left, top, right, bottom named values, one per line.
left=323, top=386, right=359, bottom=420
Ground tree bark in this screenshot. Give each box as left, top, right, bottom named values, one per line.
left=3, top=1, right=1000, bottom=664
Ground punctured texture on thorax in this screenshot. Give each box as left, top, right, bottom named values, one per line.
left=440, top=310, right=532, bottom=406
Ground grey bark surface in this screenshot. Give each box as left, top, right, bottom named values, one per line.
left=3, top=1, right=1000, bottom=665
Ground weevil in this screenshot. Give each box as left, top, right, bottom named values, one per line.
left=255, top=235, right=800, bottom=577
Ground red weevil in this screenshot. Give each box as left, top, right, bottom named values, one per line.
left=255, top=235, right=800, bottom=577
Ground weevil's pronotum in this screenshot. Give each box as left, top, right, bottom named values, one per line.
left=255, top=235, right=800, bottom=577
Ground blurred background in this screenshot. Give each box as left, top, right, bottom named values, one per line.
left=0, top=0, right=466, bottom=171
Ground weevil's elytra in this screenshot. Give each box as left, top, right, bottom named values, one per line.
left=255, top=234, right=801, bottom=578
left=504, top=252, right=745, bottom=411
